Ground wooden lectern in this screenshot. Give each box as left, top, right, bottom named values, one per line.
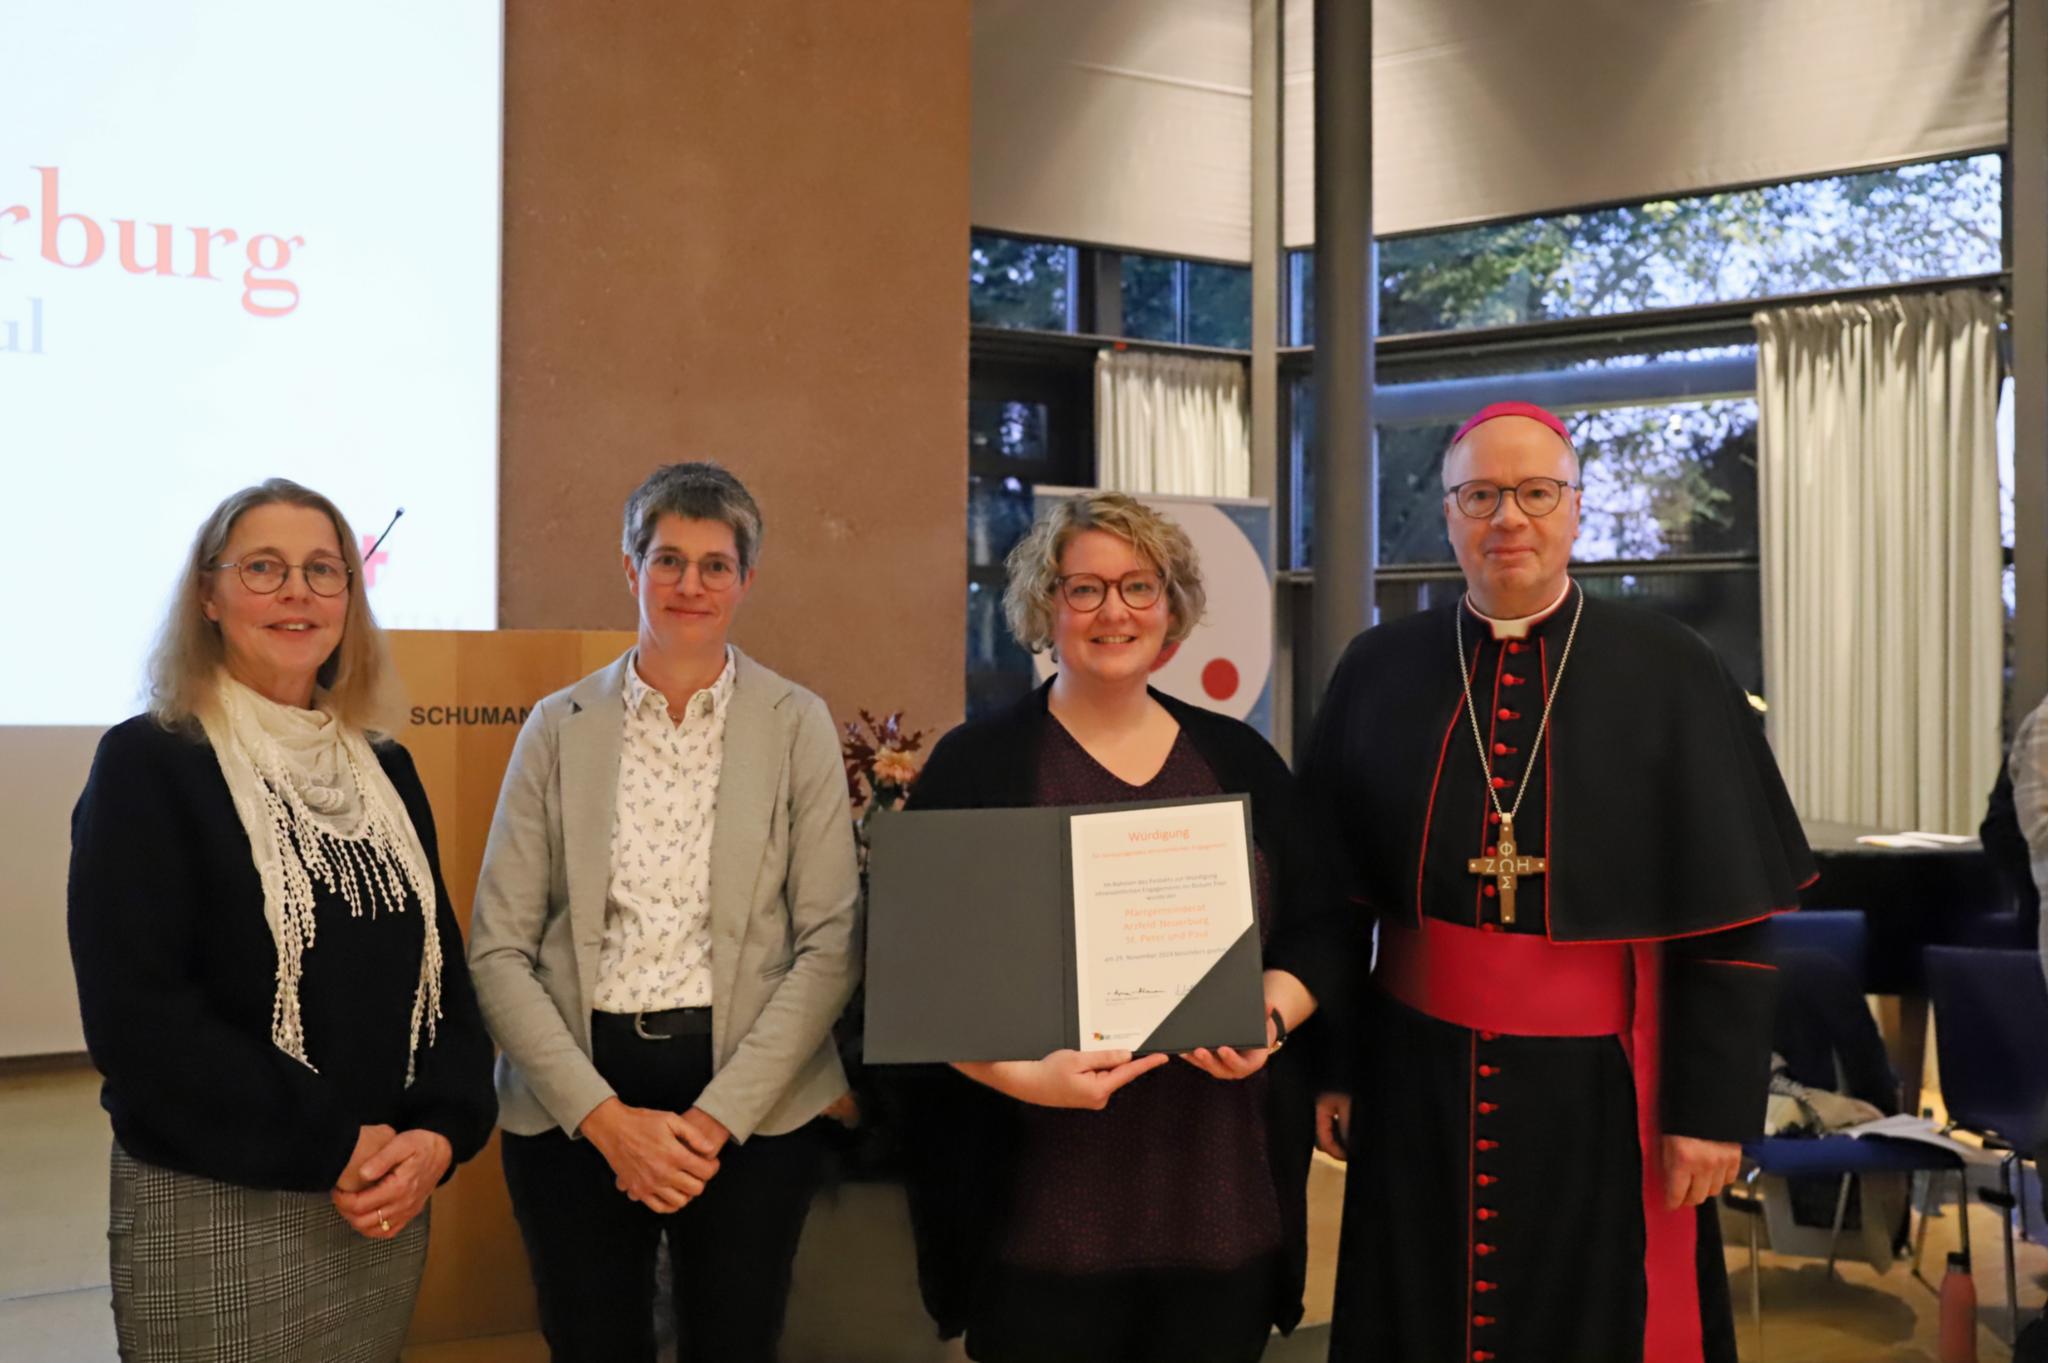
left=386, top=629, right=633, bottom=1348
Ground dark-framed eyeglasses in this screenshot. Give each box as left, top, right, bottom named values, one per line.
left=1058, top=572, right=1165, bottom=612
left=642, top=550, right=741, bottom=592
left=1444, top=477, right=1580, bottom=519
left=211, top=555, right=353, bottom=597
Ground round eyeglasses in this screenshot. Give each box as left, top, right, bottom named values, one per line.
left=1058, top=572, right=1164, bottom=612
left=212, top=555, right=353, bottom=597
left=643, top=550, right=740, bottom=592
left=1445, top=477, right=1579, bottom=519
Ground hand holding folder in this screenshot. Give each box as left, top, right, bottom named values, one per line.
left=952, top=1048, right=1172, bottom=1109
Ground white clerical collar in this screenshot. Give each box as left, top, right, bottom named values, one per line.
left=1466, top=578, right=1574, bottom=640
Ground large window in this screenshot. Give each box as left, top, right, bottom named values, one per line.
left=966, top=362, right=1092, bottom=720
left=971, top=232, right=1075, bottom=331
left=1287, top=154, right=2003, bottom=343
left=966, top=234, right=1251, bottom=718
left=1378, top=397, right=1759, bottom=565
left=1120, top=255, right=1253, bottom=348
left=1281, top=152, right=2006, bottom=742
left=969, top=233, right=1252, bottom=347
left=1290, top=353, right=1773, bottom=708
left=1289, top=347, right=1759, bottom=569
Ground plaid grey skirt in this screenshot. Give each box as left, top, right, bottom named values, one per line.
left=108, top=1142, right=430, bottom=1363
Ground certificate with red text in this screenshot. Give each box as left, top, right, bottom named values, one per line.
left=1069, top=800, right=1262, bottom=1051
left=862, top=795, right=1264, bottom=1062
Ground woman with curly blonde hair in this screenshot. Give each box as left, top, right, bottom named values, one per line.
left=900, top=492, right=1352, bottom=1363
left=67, top=479, right=496, bottom=1362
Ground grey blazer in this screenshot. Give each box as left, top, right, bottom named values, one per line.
left=468, top=648, right=862, bottom=1143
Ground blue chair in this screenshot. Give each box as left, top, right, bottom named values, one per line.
left=1925, top=946, right=2048, bottom=1342
left=1729, top=1138, right=1966, bottom=1360
left=1949, top=911, right=2031, bottom=949
left=1769, top=908, right=1868, bottom=980
left=1767, top=912, right=1897, bottom=1114
left=1722, top=911, right=1967, bottom=1361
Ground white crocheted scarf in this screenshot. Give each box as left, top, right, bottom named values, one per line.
left=198, top=674, right=443, bottom=1082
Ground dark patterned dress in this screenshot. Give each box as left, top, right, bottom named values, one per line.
left=967, top=720, right=1283, bottom=1363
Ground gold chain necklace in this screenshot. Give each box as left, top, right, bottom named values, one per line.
left=1453, top=584, right=1585, bottom=923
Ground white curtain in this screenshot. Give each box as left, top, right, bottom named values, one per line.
left=1095, top=349, right=1251, bottom=498
left=1757, top=289, right=2004, bottom=833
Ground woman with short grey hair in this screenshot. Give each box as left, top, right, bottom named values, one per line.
left=622, top=460, right=765, bottom=573
left=67, top=478, right=498, bottom=1362
left=471, top=460, right=861, bottom=1363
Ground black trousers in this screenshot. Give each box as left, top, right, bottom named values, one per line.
left=502, top=1014, right=829, bottom=1363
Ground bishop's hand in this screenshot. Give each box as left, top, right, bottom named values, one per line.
left=1315, top=1092, right=1352, bottom=1161
left=1661, top=1134, right=1742, bottom=1209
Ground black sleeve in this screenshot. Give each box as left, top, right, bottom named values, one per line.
left=902, top=725, right=982, bottom=813
left=66, top=723, right=361, bottom=1191
left=1660, top=918, right=1779, bottom=1142
left=884, top=720, right=1017, bottom=1338
left=1292, top=643, right=1375, bottom=1096
left=1245, top=735, right=1359, bottom=1034
left=383, top=745, right=500, bottom=1170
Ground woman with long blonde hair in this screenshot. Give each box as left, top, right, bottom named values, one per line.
left=67, top=479, right=496, bottom=1362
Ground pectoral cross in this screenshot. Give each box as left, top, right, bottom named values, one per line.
left=1467, top=813, right=1546, bottom=925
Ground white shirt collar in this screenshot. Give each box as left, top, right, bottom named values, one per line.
left=1467, top=577, right=1574, bottom=640
left=624, top=646, right=736, bottom=721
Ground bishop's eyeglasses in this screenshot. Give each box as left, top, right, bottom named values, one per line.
left=1444, top=477, right=1580, bottom=519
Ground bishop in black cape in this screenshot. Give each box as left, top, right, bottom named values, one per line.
left=1302, top=584, right=1813, bottom=1363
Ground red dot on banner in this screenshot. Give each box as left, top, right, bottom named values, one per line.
left=1201, top=658, right=1240, bottom=700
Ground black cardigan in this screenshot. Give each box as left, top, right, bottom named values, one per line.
left=67, top=715, right=498, bottom=1192
left=895, top=683, right=1357, bottom=1339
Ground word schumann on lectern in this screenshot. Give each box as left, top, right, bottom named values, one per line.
left=411, top=705, right=536, bottom=729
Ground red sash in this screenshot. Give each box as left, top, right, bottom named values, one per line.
left=1377, top=918, right=1703, bottom=1363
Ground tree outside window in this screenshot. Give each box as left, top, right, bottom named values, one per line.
left=971, top=232, right=1073, bottom=331
left=1289, top=154, right=2003, bottom=341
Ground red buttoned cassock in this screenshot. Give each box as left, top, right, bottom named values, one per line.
left=1303, top=584, right=1814, bottom=1363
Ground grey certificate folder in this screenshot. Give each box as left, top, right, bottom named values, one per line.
left=862, top=795, right=1265, bottom=1064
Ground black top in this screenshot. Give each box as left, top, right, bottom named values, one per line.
left=893, top=682, right=1351, bottom=1338
left=67, top=715, right=498, bottom=1193
left=1302, top=590, right=1808, bottom=1140
left=999, top=724, right=1280, bottom=1275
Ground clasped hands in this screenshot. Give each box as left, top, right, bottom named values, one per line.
left=580, top=1097, right=729, bottom=1213
left=331, top=1124, right=453, bottom=1240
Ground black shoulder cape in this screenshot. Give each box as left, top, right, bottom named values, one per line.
left=1303, top=593, right=1814, bottom=942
